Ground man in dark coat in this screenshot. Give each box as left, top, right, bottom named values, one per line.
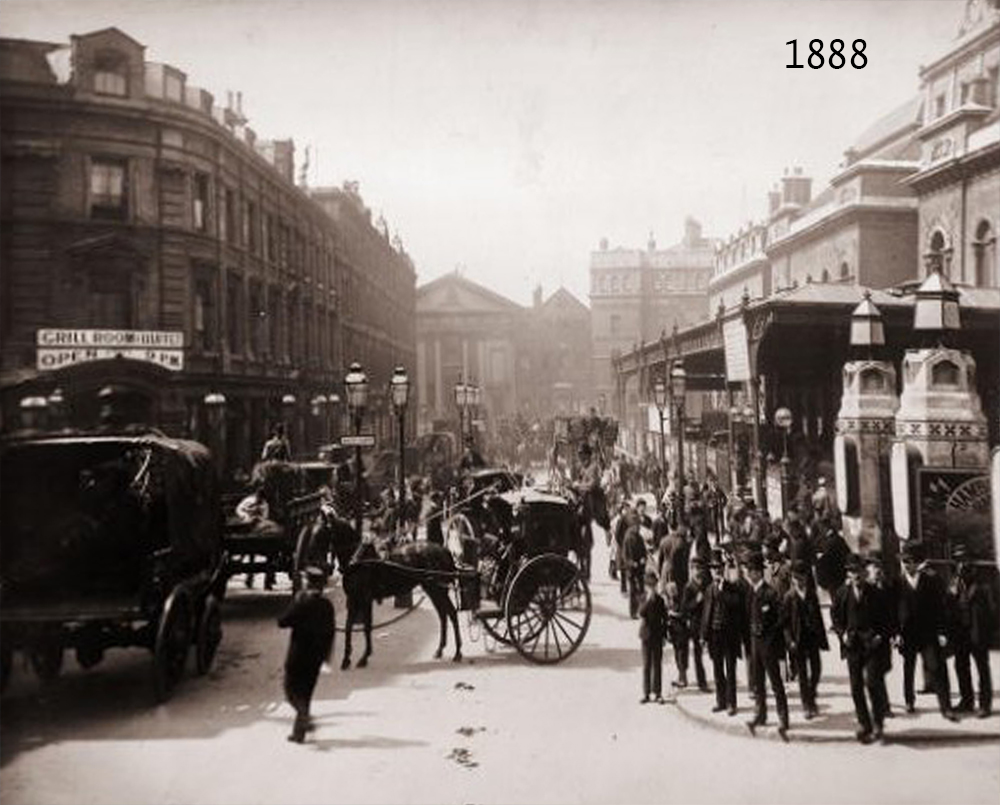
left=832, top=554, right=889, bottom=743
left=701, top=550, right=746, bottom=716
left=680, top=555, right=710, bottom=692
left=611, top=501, right=631, bottom=591
left=278, top=566, right=336, bottom=743
left=745, top=551, right=790, bottom=740
left=639, top=569, right=669, bottom=704
left=949, top=547, right=997, bottom=718
left=897, top=542, right=957, bottom=720
left=622, top=510, right=648, bottom=619
left=783, top=560, right=829, bottom=719
left=865, top=552, right=898, bottom=724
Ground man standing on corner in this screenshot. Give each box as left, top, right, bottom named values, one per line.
left=745, top=550, right=790, bottom=741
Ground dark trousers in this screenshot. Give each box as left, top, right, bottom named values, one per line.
left=792, top=646, right=822, bottom=711
left=674, top=630, right=707, bottom=687
left=709, top=638, right=738, bottom=710
left=642, top=639, right=663, bottom=698
left=955, top=645, right=993, bottom=713
left=628, top=568, right=644, bottom=618
left=617, top=547, right=628, bottom=593
left=284, top=666, right=321, bottom=740
left=847, top=651, right=874, bottom=733
left=751, top=642, right=789, bottom=728
left=902, top=644, right=951, bottom=714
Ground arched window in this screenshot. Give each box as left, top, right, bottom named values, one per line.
left=821, top=269, right=830, bottom=283
left=926, top=229, right=950, bottom=277
left=93, top=50, right=128, bottom=97
left=805, top=274, right=813, bottom=284
left=860, top=368, right=887, bottom=393
left=840, top=262, right=850, bottom=281
left=973, top=219, right=996, bottom=287
left=931, top=360, right=960, bottom=387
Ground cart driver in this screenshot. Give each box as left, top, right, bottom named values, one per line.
left=571, top=443, right=602, bottom=581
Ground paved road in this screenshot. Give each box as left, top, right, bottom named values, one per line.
left=2, top=535, right=998, bottom=805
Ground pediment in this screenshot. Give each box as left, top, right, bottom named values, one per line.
left=418, top=274, right=522, bottom=316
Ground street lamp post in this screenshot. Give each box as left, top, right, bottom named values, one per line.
left=345, top=362, right=369, bottom=538
left=390, top=366, right=410, bottom=508
left=281, top=393, right=297, bottom=459
left=671, top=361, right=687, bottom=490
left=653, top=376, right=668, bottom=492
left=774, top=406, right=793, bottom=514
left=454, top=379, right=468, bottom=442
left=328, top=393, right=341, bottom=444
left=311, top=394, right=328, bottom=453
left=742, top=403, right=755, bottom=502
left=204, top=392, right=227, bottom=477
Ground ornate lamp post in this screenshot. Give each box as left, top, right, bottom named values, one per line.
left=345, top=362, right=369, bottom=538
left=311, top=394, right=328, bottom=453
left=774, top=406, right=793, bottom=514
left=653, top=375, right=668, bottom=486
left=671, top=361, right=687, bottom=488
left=454, top=378, right=469, bottom=441
left=742, top=403, right=754, bottom=500
left=468, top=381, right=481, bottom=441
left=328, top=393, right=341, bottom=444
left=281, top=393, right=297, bottom=458
left=204, top=392, right=227, bottom=476
left=390, top=366, right=410, bottom=506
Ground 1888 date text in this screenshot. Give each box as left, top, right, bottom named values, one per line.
left=786, top=39, right=867, bottom=69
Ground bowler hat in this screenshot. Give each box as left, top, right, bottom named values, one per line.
left=744, top=552, right=764, bottom=572
left=691, top=555, right=708, bottom=569
left=952, top=543, right=969, bottom=562
left=864, top=551, right=883, bottom=567
left=304, top=566, right=328, bottom=585
left=708, top=549, right=725, bottom=568
left=900, top=541, right=923, bottom=561
left=791, top=560, right=810, bottom=579
left=844, top=553, right=863, bottom=573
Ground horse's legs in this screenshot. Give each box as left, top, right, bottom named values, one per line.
left=426, top=584, right=462, bottom=662
left=357, top=599, right=373, bottom=668
left=341, top=597, right=355, bottom=670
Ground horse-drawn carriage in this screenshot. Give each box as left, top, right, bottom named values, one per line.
left=222, top=459, right=337, bottom=588
left=444, top=469, right=592, bottom=664
left=0, top=428, right=226, bottom=701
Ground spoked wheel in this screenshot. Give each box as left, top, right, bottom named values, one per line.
left=1, top=643, right=12, bottom=693
left=505, top=554, right=591, bottom=664
left=477, top=607, right=511, bottom=645
left=195, top=595, right=223, bottom=676
left=445, top=513, right=477, bottom=564
left=29, top=640, right=64, bottom=682
left=154, top=588, right=193, bottom=702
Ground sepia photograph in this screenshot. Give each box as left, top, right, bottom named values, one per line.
left=0, top=0, right=998, bottom=803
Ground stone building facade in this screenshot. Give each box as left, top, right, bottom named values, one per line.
left=0, top=28, right=416, bottom=478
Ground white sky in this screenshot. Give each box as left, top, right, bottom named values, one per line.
left=1, top=0, right=965, bottom=305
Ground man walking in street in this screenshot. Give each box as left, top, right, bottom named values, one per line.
left=278, top=566, right=336, bottom=743
left=832, top=554, right=889, bottom=743
left=745, top=550, right=790, bottom=741
left=701, top=549, right=745, bottom=716
left=897, top=542, right=957, bottom=721
left=623, top=509, right=648, bottom=619
left=639, top=569, right=669, bottom=704
left=949, top=545, right=997, bottom=718
left=783, top=560, right=828, bottom=719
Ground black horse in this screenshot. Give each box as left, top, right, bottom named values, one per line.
left=297, top=505, right=463, bottom=670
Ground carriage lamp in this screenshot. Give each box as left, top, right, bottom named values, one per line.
left=310, top=394, right=328, bottom=418
left=774, top=406, right=793, bottom=514
left=281, top=393, right=297, bottom=408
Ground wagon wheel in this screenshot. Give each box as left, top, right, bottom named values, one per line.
left=29, top=641, right=64, bottom=682
left=445, top=513, right=476, bottom=563
left=153, top=588, right=193, bottom=702
left=1, top=643, right=13, bottom=693
left=505, top=554, right=591, bottom=664
left=195, top=595, right=223, bottom=676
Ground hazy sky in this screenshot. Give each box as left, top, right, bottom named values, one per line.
left=2, top=0, right=965, bottom=305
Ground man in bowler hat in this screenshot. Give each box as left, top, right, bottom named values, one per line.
left=783, top=559, right=828, bottom=719
left=701, top=549, right=746, bottom=716
left=745, top=550, right=790, bottom=741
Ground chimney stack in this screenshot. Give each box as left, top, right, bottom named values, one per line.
left=781, top=167, right=812, bottom=207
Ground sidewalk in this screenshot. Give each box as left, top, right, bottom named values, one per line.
left=669, top=646, right=1000, bottom=745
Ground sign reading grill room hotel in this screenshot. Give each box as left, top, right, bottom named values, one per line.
left=36, top=329, right=185, bottom=372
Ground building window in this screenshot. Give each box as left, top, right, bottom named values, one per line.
left=249, top=281, right=265, bottom=357
left=227, top=276, right=243, bottom=354
left=193, top=271, right=217, bottom=352
left=164, top=72, right=183, bottom=102
left=934, top=93, right=946, bottom=118
left=840, top=262, right=850, bottom=280
left=926, top=229, right=950, bottom=277
left=931, top=360, right=960, bottom=387
left=821, top=269, right=830, bottom=283
left=93, top=51, right=128, bottom=96
left=610, top=314, right=621, bottom=336
left=89, top=158, right=128, bottom=220
left=193, top=173, right=210, bottom=232
left=244, top=200, right=259, bottom=253
left=268, top=289, right=281, bottom=358
left=225, top=189, right=237, bottom=245
left=973, top=219, right=996, bottom=287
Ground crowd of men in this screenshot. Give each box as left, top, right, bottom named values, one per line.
left=602, top=459, right=997, bottom=744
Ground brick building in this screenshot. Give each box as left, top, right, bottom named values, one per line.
left=590, top=217, right=715, bottom=410
left=0, top=28, right=416, bottom=478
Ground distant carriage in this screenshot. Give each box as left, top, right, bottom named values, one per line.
left=0, top=428, right=226, bottom=701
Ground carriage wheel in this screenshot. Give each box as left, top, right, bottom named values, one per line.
left=29, top=642, right=64, bottom=682
left=1, top=643, right=13, bottom=693
left=478, top=609, right=511, bottom=645
left=445, top=513, right=476, bottom=563
left=153, top=588, right=193, bottom=702
left=195, top=595, right=223, bottom=676
left=505, top=555, right=591, bottom=664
